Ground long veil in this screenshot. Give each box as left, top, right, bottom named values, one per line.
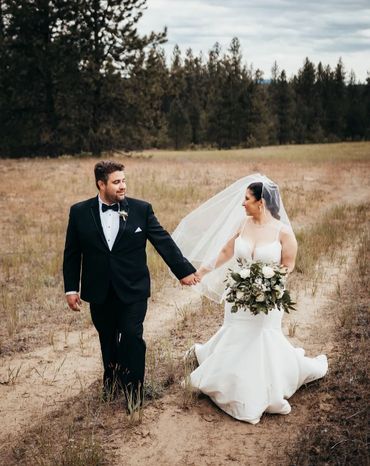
left=172, top=173, right=292, bottom=302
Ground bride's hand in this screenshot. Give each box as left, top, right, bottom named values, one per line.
left=195, top=267, right=209, bottom=282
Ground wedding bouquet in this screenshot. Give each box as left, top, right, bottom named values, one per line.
left=224, top=258, right=296, bottom=315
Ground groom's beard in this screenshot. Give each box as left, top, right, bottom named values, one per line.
left=106, top=191, right=126, bottom=204
left=114, top=192, right=126, bottom=203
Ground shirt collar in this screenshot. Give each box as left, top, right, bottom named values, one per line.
left=98, top=195, right=119, bottom=211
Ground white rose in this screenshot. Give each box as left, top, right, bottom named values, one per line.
left=236, top=291, right=244, bottom=300
left=256, top=293, right=265, bottom=302
left=239, top=268, right=250, bottom=279
left=277, top=290, right=284, bottom=299
left=253, top=282, right=263, bottom=291
left=262, top=266, right=275, bottom=279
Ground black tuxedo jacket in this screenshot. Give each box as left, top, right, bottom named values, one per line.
left=63, top=196, right=196, bottom=304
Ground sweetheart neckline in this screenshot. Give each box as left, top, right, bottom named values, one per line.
left=235, top=236, right=281, bottom=260
left=236, top=237, right=281, bottom=250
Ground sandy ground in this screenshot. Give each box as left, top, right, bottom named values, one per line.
left=0, top=284, right=199, bottom=449
left=0, top=240, right=356, bottom=465
left=107, top=245, right=354, bottom=466
left=0, top=151, right=369, bottom=464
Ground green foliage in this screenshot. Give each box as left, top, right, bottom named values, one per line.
left=0, top=3, right=369, bottom=158
left=168, top=97, right=191, bottom=149
left=225, top=258, right=296, bottom=316
left=0, top=0, right=166, bottom=156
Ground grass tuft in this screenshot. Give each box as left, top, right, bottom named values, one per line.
left=285, top=229, right=370, bottom=465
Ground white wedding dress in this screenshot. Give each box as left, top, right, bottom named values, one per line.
left=188, top=224, right=328, bottom=424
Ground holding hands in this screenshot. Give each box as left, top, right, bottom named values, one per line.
left=194, top=266, right=209, bottom=282
left=180, top=273, right=199, bottom=286
left=180, top=267, right=209, bottom=286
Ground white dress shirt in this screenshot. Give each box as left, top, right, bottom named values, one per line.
left=98, top=196, right=120, bottom=250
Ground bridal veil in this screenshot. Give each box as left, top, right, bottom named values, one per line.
left=172, top=173, right=292, bottom=302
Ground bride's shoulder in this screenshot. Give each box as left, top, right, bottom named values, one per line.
left=276, top=221, right=296, bottom=239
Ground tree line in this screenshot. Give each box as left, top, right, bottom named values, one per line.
left=0, top=0, right=369, bottom=158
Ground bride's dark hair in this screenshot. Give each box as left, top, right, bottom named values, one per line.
left=247, top=182, right=281, bottom=220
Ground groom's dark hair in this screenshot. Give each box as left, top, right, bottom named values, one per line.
left=94, top=160, right=125, bottom=189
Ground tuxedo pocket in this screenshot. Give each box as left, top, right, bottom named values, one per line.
left=135, top=227, right=142, bottom=233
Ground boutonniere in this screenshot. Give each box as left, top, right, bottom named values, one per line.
left=118, top=209, right=128, bottom=221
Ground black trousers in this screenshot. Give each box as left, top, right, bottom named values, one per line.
left=90, top=285, right=147, bottom=402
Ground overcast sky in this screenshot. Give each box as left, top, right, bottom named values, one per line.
left=139, top=0, right=370, bottom=82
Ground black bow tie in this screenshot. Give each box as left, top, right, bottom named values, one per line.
left=101, top=203, right=119, bottom=213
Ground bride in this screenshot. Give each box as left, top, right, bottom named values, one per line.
left=172, top=174, right=328, bottom=424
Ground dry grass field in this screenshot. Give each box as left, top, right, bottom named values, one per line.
left=0, top=142, right=369, bottom=465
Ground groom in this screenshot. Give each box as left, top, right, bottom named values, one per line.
left=63, top=160, right=197, bottom=404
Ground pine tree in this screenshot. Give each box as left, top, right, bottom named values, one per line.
left=168, top=97, right=190, bottom=149
left=183, top=48, right=204, bottom=146
left=0, top=1, right=165, bottom=156
left=223, top=37, right=250, bottom=147
left=332, top=58, right=347, bottom=138
left=71, top=0, right=166, bottom=154
left=293, top=57, right=322, bottom=142
left=345, top=71, right=366, bottom=140
left=1, top=16, right=369, bottom=157
left=0, top=0, right=76, bottom=156
left=268, top=61, right=281, bottom=144
left=128, top=45, right=170, bottom=148
left=246, top=69, right=271, bottom=147
left=275, top=70, right=295, bottom=144
left=206, top=38, right=251, bottom=148
left=166, top=45, right=191, bottom=148
left=365, top=74, right=370, bottom=139
left=205, top=42, right=224, bottom=147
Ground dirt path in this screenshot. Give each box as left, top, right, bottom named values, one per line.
left=0, top=326, right=100, bottom=447
left=0, top=196, right=367, bottom=461
left=0, top=285, right=199, bottom=449
left=108, top=244, right=355, bottom=466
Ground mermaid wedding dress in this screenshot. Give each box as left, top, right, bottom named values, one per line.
left=188, top=223, right=328, bottom=424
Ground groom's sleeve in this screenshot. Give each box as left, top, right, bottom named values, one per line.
left=63, top=207, right=82, bottom=292
left=146, top=203, right=196, bottom=280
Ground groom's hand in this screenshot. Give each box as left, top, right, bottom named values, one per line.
left=180, top=273, right=199, bottom=286
left=66, top=293, right=81, bottom=311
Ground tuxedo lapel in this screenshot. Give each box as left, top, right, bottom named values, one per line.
left=112, top=197, right=129, bottom=249
left=90, top=196, right=109, bottom=249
